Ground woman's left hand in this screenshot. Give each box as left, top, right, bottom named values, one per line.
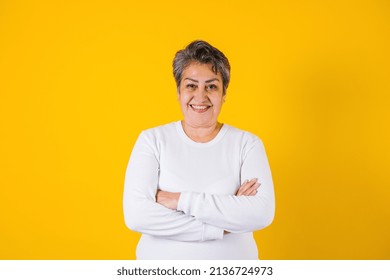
left=236, top=178, right=260, bottom=196
left=156, top=190, right=181, bottom=210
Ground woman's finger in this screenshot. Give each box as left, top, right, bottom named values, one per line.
left=248, top=188, right=258, bottom=196
left=240, top=182, right=260, bottom=196
left=236, top=179, right=255, bottom=195
left=236, top=178, right=258, bottom=195
left=242, top=182, right=260, bottom=196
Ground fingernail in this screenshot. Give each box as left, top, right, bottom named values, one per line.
left=252, top=178, right=258, bottom=182
left=244, top=179, right=248, bottom=184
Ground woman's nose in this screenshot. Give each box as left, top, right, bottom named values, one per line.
left=194, top=86, right=207, bottom=100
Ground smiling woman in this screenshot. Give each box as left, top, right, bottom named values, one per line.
left=178, top=62, right=225, bottom=142
left=123, top=40, right=275, bottom=260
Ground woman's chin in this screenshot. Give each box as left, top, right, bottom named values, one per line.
left=183, top=118, right=216, bottom=128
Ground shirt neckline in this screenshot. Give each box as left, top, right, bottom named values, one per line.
left=175, top=120, right=230, bottom=147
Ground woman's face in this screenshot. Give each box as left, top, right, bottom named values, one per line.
left=178, top=62, right=225, bottom=128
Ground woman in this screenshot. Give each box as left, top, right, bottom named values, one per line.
left=123, top=40, right=275, bottom=259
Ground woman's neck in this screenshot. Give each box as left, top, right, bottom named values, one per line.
left=181, top=121, right=223, bottom=143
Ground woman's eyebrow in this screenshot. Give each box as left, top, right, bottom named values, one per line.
left=184, top=78, right=199, bottom=82
left=205, top=78, right=219, bottom=83
left=184, top=78, right=220, bottom=83
left=205, top=78, right=220, bottom=83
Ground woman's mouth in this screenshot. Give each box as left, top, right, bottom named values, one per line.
left=189, top=104, right=212, bottom=113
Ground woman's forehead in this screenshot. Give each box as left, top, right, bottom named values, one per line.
left=182, top=62, right=222, bottom=81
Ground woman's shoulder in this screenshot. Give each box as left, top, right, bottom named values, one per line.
left=223, top=124, right=266, bottom=157
left=224, top=124, right=263, bottom=145
left=139, top=121, right=178, bottom=140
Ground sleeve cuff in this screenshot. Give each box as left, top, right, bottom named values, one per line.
left=202, top=224, right=224, bottom=241
left=177, top=191, right=193, bottom=213
left=178, top=192, right=223, bottom=241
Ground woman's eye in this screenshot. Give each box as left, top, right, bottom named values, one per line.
left=207, top=84, right=218, bottom=90
left=186, top=84, right=196, bottom=89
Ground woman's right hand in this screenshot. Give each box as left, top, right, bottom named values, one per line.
left=235, top=178, right=261, bottom=196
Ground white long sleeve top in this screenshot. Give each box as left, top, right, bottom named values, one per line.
left=123, top=121, right=275, bottom=259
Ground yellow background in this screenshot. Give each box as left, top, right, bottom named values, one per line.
left=1, top=0, right=389, bottom=259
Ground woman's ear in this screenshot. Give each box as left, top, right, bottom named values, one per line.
left=223, top=95, right=226, bottom=103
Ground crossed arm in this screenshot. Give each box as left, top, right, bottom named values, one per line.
left=156, top=178, right=260, bottom=210
left=123, top=132, right=275, bottom=242
left=156, top=179, right=260, bottom=235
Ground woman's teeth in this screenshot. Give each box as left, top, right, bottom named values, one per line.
left=191, top=105, right=209, bottom=110
left=189, top=104, right=211, bottom=113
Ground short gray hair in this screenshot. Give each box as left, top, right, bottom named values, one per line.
left=173, top=40, right=231, bottom=95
